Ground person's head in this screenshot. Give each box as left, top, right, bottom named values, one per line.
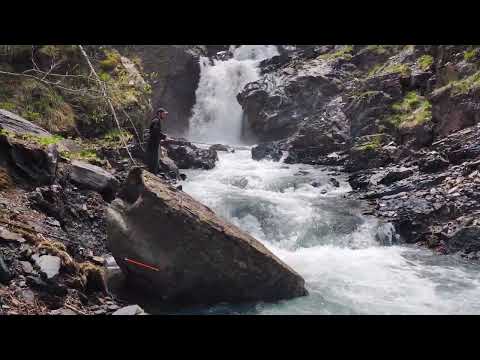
left=157, top=107, right=168, bottom=120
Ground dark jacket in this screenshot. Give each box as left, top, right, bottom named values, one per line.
left=149, top=117, right=166, bottom=144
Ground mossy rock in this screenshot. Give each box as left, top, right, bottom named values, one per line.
left=385, top=91, right=432, bottom=128
left=416, top=54, right=434, bottom=71
left=354, top=133, right=385, bottom=151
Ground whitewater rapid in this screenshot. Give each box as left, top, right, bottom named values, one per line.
left=180, top=149, right=480, bottom=314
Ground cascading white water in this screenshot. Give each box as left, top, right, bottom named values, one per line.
left=180, top=150, right=480, bottom=315
left=188, top=45, right=278, bottom=145
left=178, top=46, right=480, bottom=315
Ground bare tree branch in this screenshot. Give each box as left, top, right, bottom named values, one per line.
left=77, top=45, right=136, bottom=164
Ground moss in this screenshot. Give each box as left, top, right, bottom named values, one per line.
left=0, top=101, right=16, bottom=111
left=464, top=47, right=479, bottom=62
left=367, top=62, right=411, bottom=78
left=319, top=45, right=353, bottom=61
left=0, top=127, right=63, bottom=147
left=37, top=239, right=77, bottom=273
left=450, top=71, right=480, bottom=95
left=356, top=134, right=383, bottom=151
left=60, top=149, right=100, bottom=163
left=78, top=262, right=106, bottom=293
left=386, top=91, right=432, bottom=128
left=417, top=54, right=434, bottom=71
left=98, top=71, right=111, bottom=82
left=102, top=129, right=133, bottom=144
left=99, top=49, right=121, bottom=72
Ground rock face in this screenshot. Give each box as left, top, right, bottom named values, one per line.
left=251, top=142, right=284, bottom=161
left=0, top=110, right=58, bottom=186
left=163, top=139, right=218, bottom=170
left=106, top=168, right=307, bottom=305
left=237, top=53, right=343, bottom=142
left=68, top=160, right=119, bottom=201
left=122, top=46, right=205, bottom=136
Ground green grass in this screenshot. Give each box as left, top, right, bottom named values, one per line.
left=356, top=134, right=383, bottom=151
left=417, top=55, right=434, bottom=71
left=386, top=91, right=432, bottom=128
left=464, top=47, right=479, bottom=62
left=450, top=71, right=480, bottom=95
left=0, top=127, right=63, bottom=147
left=368, top=62, right=411, bottom=78
left=60, top=149, right=100, bottom=162
left=319, top=45, right=353, bottom=61
left=99, top=49, right=121, bottom=72
left=0, top=101, right=16, bottom=111
left=102, top=129, right=133, bottom=145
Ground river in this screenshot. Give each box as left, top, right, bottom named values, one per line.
left=176, top=45, right=480, bottom=315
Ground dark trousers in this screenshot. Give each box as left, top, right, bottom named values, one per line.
left=147, top=140, right=160, bottom=174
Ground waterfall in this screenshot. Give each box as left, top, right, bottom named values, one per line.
left=187, top=45, right=279, bottom=145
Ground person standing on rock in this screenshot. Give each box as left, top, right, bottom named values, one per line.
left=146, top=107, right=168, bottom=174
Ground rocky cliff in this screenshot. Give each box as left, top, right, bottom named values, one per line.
left=243, top=45, right=480, bottom=259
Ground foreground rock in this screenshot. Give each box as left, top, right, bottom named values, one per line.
left=106, top=168, right=307, bottom=306
left=112, top=304, right=147, bottom=315
left=163, top=139, right=218, bottom=170
left=68, top=160, right=119, bottom=201
left=0, top=110, right=59, bottom=186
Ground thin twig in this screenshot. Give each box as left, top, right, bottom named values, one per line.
left=77, top=45, right=136, bottom=165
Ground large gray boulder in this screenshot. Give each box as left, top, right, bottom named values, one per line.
left=106, top=168, right=307, bottom=306
left=69, top=160, right=119, bottom=200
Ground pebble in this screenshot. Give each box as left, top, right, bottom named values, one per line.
left=20, top=261, right=34, bottom=274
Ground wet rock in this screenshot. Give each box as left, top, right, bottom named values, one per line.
left=32, top=254, right=61, bottom=279
left=209, top=144, right=234, bottom=153
left=158, top=149, right=180, bottom=179
left=106, top=168, right=307, bottom=305
left=231, top=177, right=249, bottom=189
left=112, top=304, right=146, bottom=315
left=251, top=142, right=283, bottom=161
left=446, top=226, right=480, bottom=253
left=0, top=254, right=11, bottom=284
left=69, top=160, right=120, bottom=201
left=329, top=178, right=340, bottom=187
left=164, top=140, right=218, bottom=170
left=285, top=96, right=350, bottom=162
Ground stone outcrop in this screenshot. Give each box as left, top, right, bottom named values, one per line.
left=106, top=168, right=307, bottom=306
left=0, top=110, right=58, bottom=186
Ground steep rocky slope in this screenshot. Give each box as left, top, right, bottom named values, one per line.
left=243, top=45, right=480, bottom=258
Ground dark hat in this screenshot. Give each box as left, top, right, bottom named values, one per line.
left=157, top=107, right=168, bottom=114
